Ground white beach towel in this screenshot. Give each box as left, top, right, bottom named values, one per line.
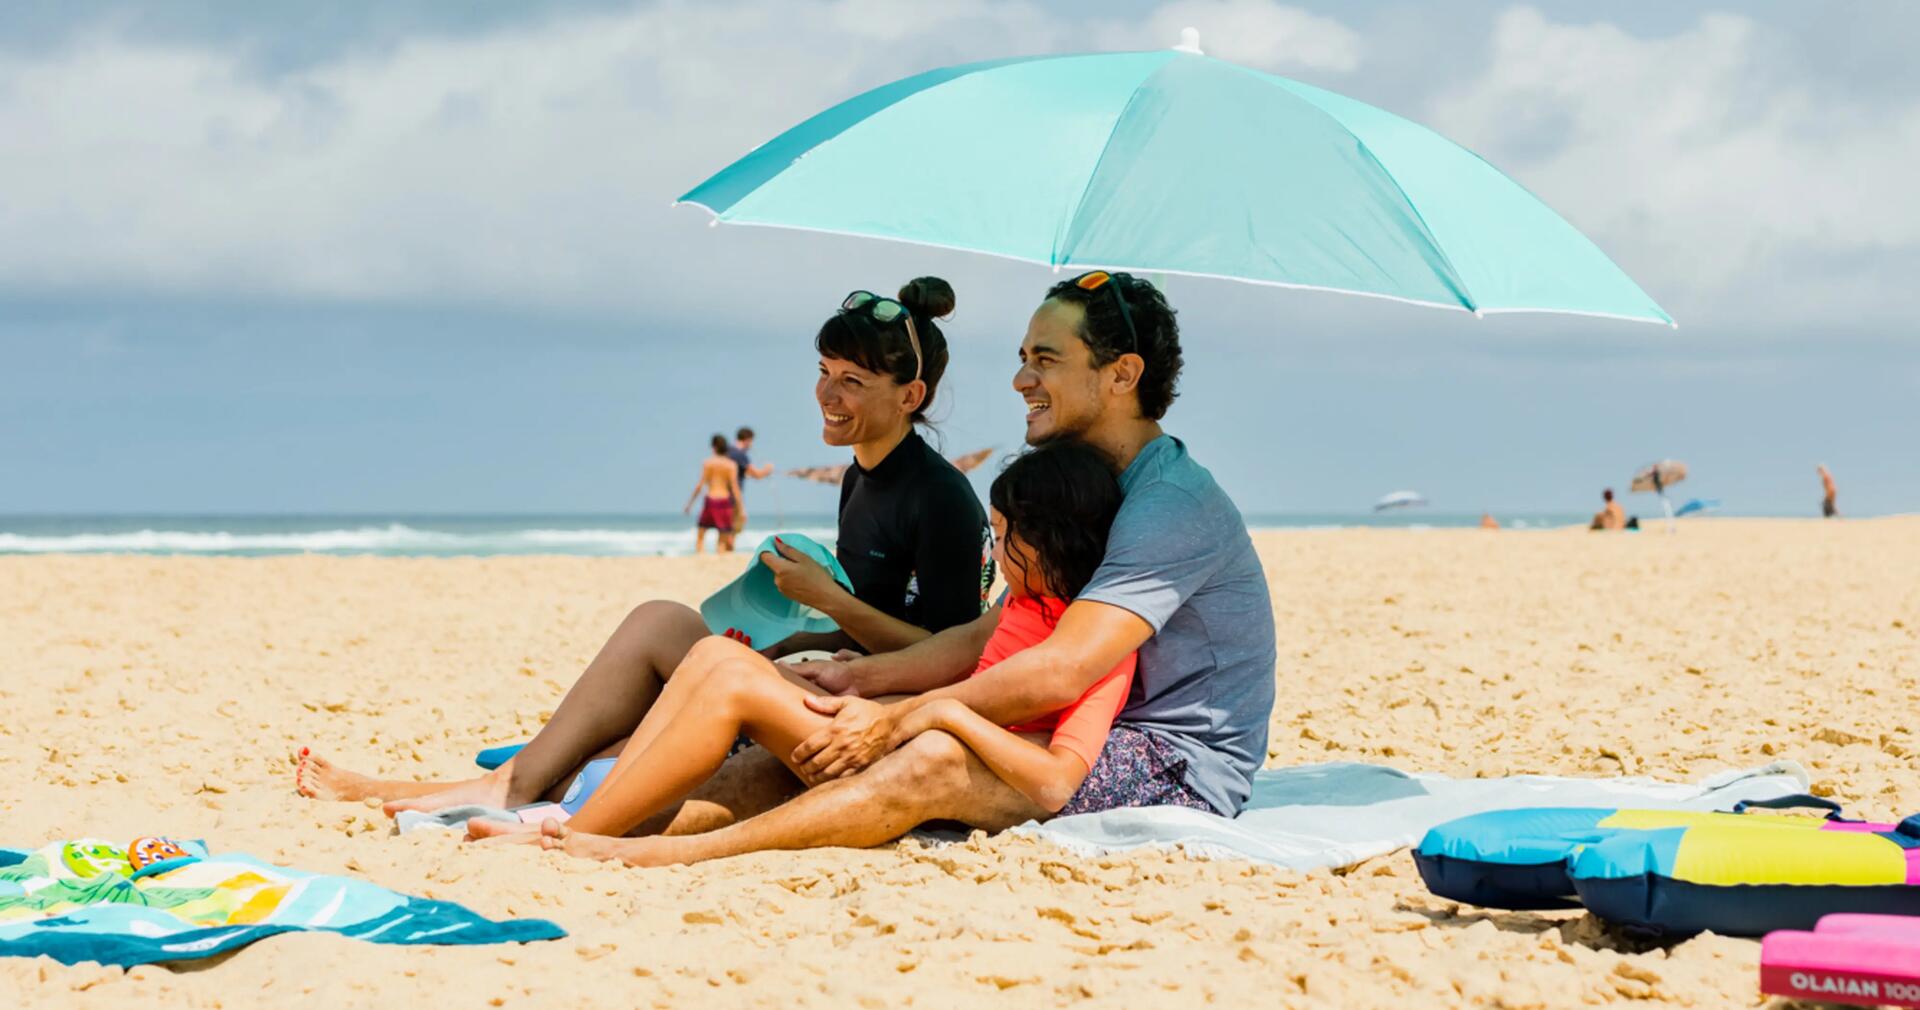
left=1010, top=760, right=1812, bottom=872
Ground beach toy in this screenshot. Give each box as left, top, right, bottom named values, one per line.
left=1762, top=914, right=1920, bottom=1007
left=699, top=533, right=852, bottom=649
left=127, top=837, right=195, bottom=873
left=559, top=757, right=617, bottom=816
left=1569, top=813, right=1920, bottom=937
left=1415, top=797, right=1860, bottom=910
left=57, top=841, right=132, bottom=880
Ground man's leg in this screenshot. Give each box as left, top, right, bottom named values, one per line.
left=545, top=730, right=1049, bottom=866
left=300, top=600, right=711, bottom=813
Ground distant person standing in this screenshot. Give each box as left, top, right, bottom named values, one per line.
left=1589, top=488, right=1626, bottom=531
left=1819, top=464, right=1839, bottom=518
left=686, top=434, right=744, bottom=553
left=727, top=427, right=775, bottom=538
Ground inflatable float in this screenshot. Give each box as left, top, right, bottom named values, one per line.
left=1416, top=797, right=1920, bottom=936
left=1762, top=914, right=1920, bottom=1008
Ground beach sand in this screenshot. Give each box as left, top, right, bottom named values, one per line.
left=4, top=518, right=1917, bottom=1008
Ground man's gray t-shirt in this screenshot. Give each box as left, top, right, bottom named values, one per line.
left=1077, top=435, right=1276, bottom=816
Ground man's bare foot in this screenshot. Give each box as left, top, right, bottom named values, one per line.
left=294, top=748, right=401, bottom=803
left=380, top=771, right=513, bottom=818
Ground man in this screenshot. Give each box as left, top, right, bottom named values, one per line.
left=514, top=272, right=1278, bottom=866
left=727, top=427, right=775, bottom=537
left=1818, top=464, right=1838, bottom=518
left=1590, top=488, right=1625, bottom=531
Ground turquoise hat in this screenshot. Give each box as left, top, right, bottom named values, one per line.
left=699, top=533, right=853, bottom=649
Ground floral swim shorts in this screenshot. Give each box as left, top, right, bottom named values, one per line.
left=1055, top=724, right=1220, bottom=818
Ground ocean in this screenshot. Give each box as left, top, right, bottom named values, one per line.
left=0, top=512, right=1593, bottom=557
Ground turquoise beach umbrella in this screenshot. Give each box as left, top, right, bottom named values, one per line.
left=678, top=33, right=1672, bottom=326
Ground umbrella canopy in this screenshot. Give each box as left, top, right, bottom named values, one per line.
left=1631, top=460, right=1689, bottom=493
left=787, top=447, right=996, bottom=486
left=1674, top=498, right=1720, bottom=518
left=1373, top=490, right=1428, bottom=512
left=680, top=36, right=1671, bottom=326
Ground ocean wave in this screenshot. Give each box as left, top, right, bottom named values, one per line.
left=0, top=523, right=838, bottom=557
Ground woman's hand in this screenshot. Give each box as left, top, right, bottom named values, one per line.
left=777, top=650, right=864, bottom=696
left=759, top=537, right=847, bottom=611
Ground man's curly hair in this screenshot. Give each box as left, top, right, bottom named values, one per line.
left=1043, top=273, right=1183, bottom=420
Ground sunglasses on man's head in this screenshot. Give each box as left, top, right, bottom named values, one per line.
left=1071, top=271, right=1141, bottom=356
left=840, top=291, right=923, bottom=383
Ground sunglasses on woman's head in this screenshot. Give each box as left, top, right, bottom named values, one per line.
left=1071, top=271, right=1141, bottom=357
left=840, top=291, right=923, bottom=383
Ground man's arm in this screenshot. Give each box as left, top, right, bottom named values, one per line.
left=792, top=600, right=1151, bottom=780
left=903, top=600, right=1147, bottom=725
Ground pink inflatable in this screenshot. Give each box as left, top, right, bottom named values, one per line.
left=1762, top=914, right=1920, bottom=1008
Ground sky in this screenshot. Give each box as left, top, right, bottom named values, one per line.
left=3, top=0, right=1916, bottom=517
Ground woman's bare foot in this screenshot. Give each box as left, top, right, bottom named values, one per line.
left=294, top=748, right=415, bottom=803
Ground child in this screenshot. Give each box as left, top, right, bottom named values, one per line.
left=470, top=440, right=1131, bottom=851
left=887, top=439, right=1132, bottom=812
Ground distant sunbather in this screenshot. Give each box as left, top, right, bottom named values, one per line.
left=469, top=440, right=1150, bottom=858
left=1590, top=488, right=1626, bottom=531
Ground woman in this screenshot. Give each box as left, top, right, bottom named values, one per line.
left=469, top=440, right=1140, bottom=860
left=685, top=433, right=743, bottom=553
left=296, top=278, right=993, bottom=815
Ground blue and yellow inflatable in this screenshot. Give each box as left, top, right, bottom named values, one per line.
left=1415, top=798, right=1920, bottom=936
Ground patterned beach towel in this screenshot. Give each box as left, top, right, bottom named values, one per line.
left=1012, top=760, right=1812, bottom=871
left=0, top=838, right=564, bottom=967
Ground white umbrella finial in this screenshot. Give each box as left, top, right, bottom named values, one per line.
left=1173, top=27, right=1203, bottom=55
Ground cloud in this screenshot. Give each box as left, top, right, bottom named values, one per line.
left=1423, top=7, right=1920, bottom=335
left=2, top=1, right=1915, bottom=345
left=0, top=1, right=1063, bottom=318
left=1109, top=0, right=1362, bottom=72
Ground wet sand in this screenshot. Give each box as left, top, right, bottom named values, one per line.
left=3, top=517, right=1917, bottom=1008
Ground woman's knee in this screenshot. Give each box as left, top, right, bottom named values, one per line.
left=622, top=599, right=701, bottom=632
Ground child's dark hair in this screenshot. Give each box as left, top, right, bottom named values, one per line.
left=816, top=277, right=955, bottom=426
left=989, top=440, right=1123, bottom=609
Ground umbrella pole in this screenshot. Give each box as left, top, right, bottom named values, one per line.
left=1661, top=493, right=1676, bottom=534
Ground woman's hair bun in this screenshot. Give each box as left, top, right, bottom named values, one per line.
left=897, top=276, right=956, bottom=319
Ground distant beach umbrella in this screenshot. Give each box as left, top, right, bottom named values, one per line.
left=948, top=447, right=996, bottom=474
left=785, top=463, right=850, bottom=486
left=1673, top=498, right=1720, bottom=518
left=1630, top=460, right=1689, bottom=493
left=1631, top=459, right=1689, bottom=533
left=786, top=447, right=996, bottom=486
left=1373, top=490, right=1428, bottom=512
left=679, top=32, right=1671, bottom=326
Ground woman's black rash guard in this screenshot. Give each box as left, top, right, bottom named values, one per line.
left=836, top=432, right=995, bottom=640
